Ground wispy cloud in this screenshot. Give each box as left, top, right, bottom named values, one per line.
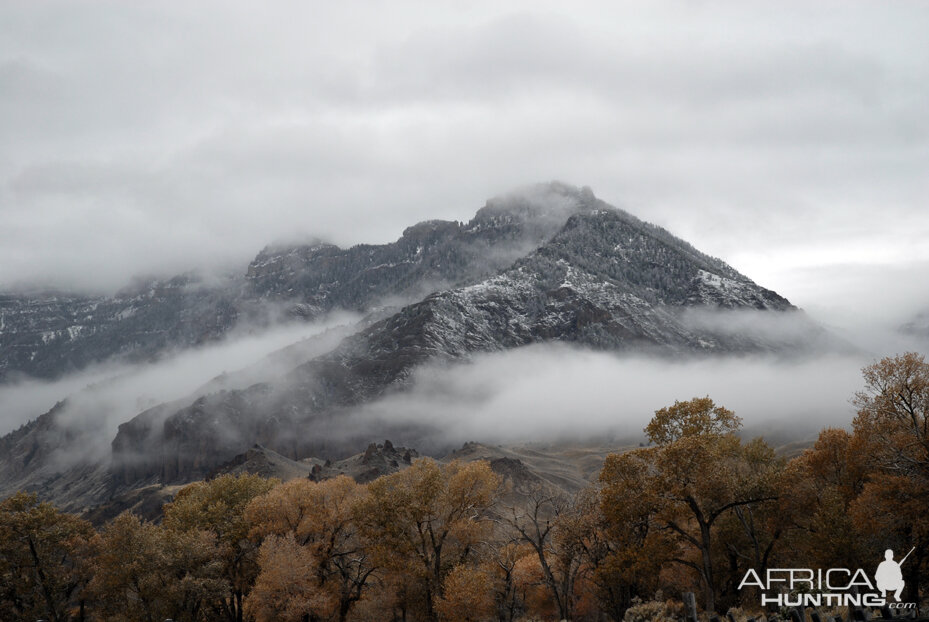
left=0, top=312, right=359, bottom=441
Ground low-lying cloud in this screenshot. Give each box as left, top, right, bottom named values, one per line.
left=2, top=301, right=923, bottom=473
left=0, top=312, right=360, bottom=445
left=345, top=344, right=873, bottom=450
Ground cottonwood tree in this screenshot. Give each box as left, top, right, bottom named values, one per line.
left=598, top=445, right=676, bottom=615
left=711, top=438, right=793, bottom=604
left=850, top=353, right=929, bottom=602
left=498, top=486, right=597, bottom=621
left=600, top=397, right=780, bottom=613
left=355, top=458, right=500, bottom=622
left=88, top=511, right=225, bottom=622
left=854, top=352, right=929, bottom=478
left=245, top=533, right=336, bottom=622
left=479, top=540, right=532, bottom=622
left=644, top=397, right=742, bottom=445
left=433, top=564, right=496, bottom=622
left=162, top=473, right=276, bottom=622
left=557, top=486, right=645, bottom=621
left=782, top=428, right=869, bottom=572
left=245, top=476, right=375, bottom=622
left=0, top=492, right=95, bottom=622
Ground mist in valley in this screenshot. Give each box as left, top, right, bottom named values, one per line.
left=2, top=299, right=920, bottom=472
left=0, top=312, right=360, bottom=452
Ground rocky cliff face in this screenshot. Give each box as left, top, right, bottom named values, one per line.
left=241, top=184, right=597, bottom=308
left=0, top=184, right=595, bottom=383
left=108, top=185, right=814, bottom=486
left=0, top=275, right=242, bottom=382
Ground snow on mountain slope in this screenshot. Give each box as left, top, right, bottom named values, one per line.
left=108, top=187, right=820, bottom=486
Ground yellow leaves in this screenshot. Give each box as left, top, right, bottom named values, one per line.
left=245, top=475, right=376, bottom=622
left=797, top=427, right=867, bottom=505
left=358, top=458, right=501, bottom=564
left=851, top=474, right=929, bottom=544
left=434, top=565, right=495, bottom=622
left=444, top=459, right=500, bottom=513
left=246, top=475, right=366, bottom=544
left=164, top=473, right=277, bottom=544
left=512, top=553, right=556, bottom=618
left=88, top=511, right=226, bottom=621
left=599, top=451, right=659, bottom=536
left=853, top=352, right=929, bottom=477
left=158, top=473, right=278, bottom=620
left=246, top=533, right=337, bottom=622
left=644, top=396, right=741, bottom=446
left=355, top=458, right=501, bottom=618
left=601, top=397, right=781, bottom=612
left=0, top=492, right=96, bottom=622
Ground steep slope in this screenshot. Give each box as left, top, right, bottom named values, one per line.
left=0, top=183, right=590, bottom=383
left=111, top=192, right=812, bottom=486
left=0, top=275, right=242, bottom=382
left=0, top=311, right=379, bottom=507
left=245, top=182, right=589, bottom=307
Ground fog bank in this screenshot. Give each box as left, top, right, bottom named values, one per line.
left=0, top=313, right=359, bottom=439
left=346, top=344, right=871, bottom=449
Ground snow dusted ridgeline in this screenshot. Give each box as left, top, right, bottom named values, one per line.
left=0, top=182, right=837, bottom=512
left=0, top=184, right=594, bottom=384
left=108, top=184, right=819, bottom=486
left=0, top=276, right=242, bottom=383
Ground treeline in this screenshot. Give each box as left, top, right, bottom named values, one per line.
left=2, top=352, right=929, bottom=622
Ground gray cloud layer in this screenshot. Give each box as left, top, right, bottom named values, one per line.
left=1, top=1, right=927, bottom=325
left=344, top=345, right=868, bottom=450
left=0, top=313, right=358, bottom=438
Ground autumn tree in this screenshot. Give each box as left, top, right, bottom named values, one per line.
left=598, top=444, right=676, bottom=616
left=245, top=533, right=337, bottom=622
left=245, top=475, right=375, bottom=622
left=499, top=486, right=591, bottom=621
left=479, top=540, right=533, bottom=622
left=644, top=397, right=742, bottom=446
left=355, top=458, right=500, bottom=622
left=511, top=551, right=556, bottom=619
left=88, top=511, right=225, bottom=622
left=782, top=428, right=869, bottom=572
left=709, top=438, right=795, bottom=604
left=854, top=352, right=929, bottom=476
left=162, top=473, right=276, bottom=622
left=600, top=397, right=781, bottom=614
left=0, top=492, right=95, bottom=622
left=555, top=486, right=635, bottom=622
left=434, top=564, right=496, bottom=622
left=849, top=352, right=929, bottom=602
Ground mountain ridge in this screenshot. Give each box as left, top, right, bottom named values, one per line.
left=0, top=183, right=599, bottom=383
left=0, top=182, right=824, bottom=512
left=109, top=188, right=814, bottom=487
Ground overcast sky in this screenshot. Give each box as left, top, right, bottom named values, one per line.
left=2, top=1, right=927, bottom=327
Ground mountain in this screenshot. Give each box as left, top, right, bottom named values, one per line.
left=108, top=185, right=814, bottom=486
left=0, top=276, right=240, bottom=382
left=0, top=183, right=588, bottom=383
left=0, top=182, right=824, bottom=510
